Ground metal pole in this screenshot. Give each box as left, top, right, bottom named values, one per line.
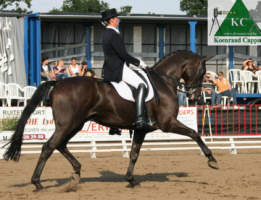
left=188, top=21, right=197, bottom=53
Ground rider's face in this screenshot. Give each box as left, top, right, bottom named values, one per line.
left=110, top=17, right=119, bottom=27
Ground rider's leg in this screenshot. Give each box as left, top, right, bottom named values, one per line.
left=122, top=65, right=149, bottom=129
left=122, top=64, right=145, bottom=88
left=135, top=83, right=148, bottom=129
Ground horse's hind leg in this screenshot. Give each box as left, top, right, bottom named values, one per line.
left=31, top=138, right=58, bottom=191
left=126, top=130, right=146, bottom=187
left=31, top=126, right=73, bottom=191
left=57, top=146, right=81, bottom=191
left=56, top=125, right=84, bottom=190
left=162, top=119, right=218, bottom=169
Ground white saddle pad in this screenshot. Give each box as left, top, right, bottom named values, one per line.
left=111, top=71, right=154, bottom=102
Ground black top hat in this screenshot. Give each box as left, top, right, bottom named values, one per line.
left=101, top=8, right=119, bottom=21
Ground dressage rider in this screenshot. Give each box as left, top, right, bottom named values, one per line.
left=101, top=8, right=149, bottom=129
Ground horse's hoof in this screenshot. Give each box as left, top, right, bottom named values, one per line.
left=71, top=173, right=80, bottom=183
left=125, top=174, right=140, bottom=188
left=33, top=183, right=44, bottom=192
left=61, top=174, right=80, bottom=192
left=208, top=160, right=219, bottom=169
left=126, top=180, right=140, bottom=188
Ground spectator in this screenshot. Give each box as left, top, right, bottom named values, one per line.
left=177, top=78, right=187, bottom=106
left=242, top=58, right=259, bottom=92
left=209, top=72, right=237, bottom=105
left=53, top=59, right=68, bottom=80
left=201, top=73, right=217, bottom=105
left=41, top=56, right=56, bottom=81
left=68, top=57, right=81, bottom=76
left=81, top=61, right=97, bottom=78
left=242, top=58, right=258, bottom=74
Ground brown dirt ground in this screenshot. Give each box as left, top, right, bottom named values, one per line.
left=0, top=149, right=261, bottom=200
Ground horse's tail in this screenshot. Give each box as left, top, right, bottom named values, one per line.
left=3, top=81, right=56, bottom=161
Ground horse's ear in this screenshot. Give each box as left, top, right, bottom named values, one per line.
left=201, top=56, right=213, bottom=63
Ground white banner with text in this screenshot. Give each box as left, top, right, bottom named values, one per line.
left=0, top=107, right=197, bottom=142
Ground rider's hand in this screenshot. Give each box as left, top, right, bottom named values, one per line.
left=139, top=59, right=147, bottom=68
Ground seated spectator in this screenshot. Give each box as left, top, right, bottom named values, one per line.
left=81, top=61, right=97, bottom=78
left=177, top=78, right=187, bottom=106
left=242, top=58, right=259, bottom=92
left=242, top=58, right=259, bottom=76
left=41, top=56, right=56, bottom=81
left=201, top=73, right=217, bottom=105
left=68, top=57, right=81, bottom=76
left=209, top=71, right=237, bottom=105
left=53, top=59, right=68, bottom=80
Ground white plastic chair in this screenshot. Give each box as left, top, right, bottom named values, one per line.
left=0, top=82, right=8, bottom=106
left=6, top=83, right=25, bottom=106
left=221, top=96, right=233, bottom=106
left=228, top=69, right=244, bottom=93
left=202, top=91, right=212, bottom=104
left=255, top=71, right=261, bottom=93
left=23, top=86, right=37, bottom=106
left=240, top=71, right=258, bottom=93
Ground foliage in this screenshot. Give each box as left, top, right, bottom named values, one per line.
left=0, top=0, right=31, bottom=12
left=0, top=118, right=18, bottom=131
left=180, top=0, right=207, bottom=16
left=119, top=6, right=132, bottom=14
left=49, top=0, right=109, bottom=13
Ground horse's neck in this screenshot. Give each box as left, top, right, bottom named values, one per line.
left=153, top=64, right=183, bottom=79
left=150, top=68, right=179, bottom=91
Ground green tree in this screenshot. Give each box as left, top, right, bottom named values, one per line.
left=119, top=6, right=132, bottom=14
left=50, top=0, right=109, bottom=13
left=0, top=0, right=31, bottom=12
left=180, top=0, right=207, bottom=16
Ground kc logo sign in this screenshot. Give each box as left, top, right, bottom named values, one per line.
left=208, top=0, right=261, bottom=45
left=231, top=18, right=246, bottom=26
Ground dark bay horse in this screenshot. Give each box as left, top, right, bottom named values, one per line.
left=4, top=50, right=218, bottom=191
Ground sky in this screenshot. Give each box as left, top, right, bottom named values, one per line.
left=30, top=0, right=185, bottom=15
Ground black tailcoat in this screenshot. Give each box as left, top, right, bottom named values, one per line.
left=102, top=28, right=140, bottom=82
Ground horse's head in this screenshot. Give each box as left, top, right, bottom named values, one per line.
left=153, top=51, right=211, bottom=102
left=182, top=55, right=209, bottom=101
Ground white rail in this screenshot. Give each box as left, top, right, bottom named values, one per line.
left=1, top=136, right=261, bottom=159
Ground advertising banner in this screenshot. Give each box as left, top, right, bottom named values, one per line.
left=0, top=106, right=198, bottom=142
left=208, top=0, right=261, bottom=45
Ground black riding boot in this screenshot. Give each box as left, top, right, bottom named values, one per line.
left=109, top=127, right=121, bottom=135
left=135, top=84, right=149, bottom=129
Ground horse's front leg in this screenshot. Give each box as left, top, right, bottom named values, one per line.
left=161, top=118, right=218, bottom=169
left=126, top=130, right=146, bottom=187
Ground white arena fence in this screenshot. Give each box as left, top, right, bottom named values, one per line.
left=1, top=106, right=261, bottom=159
left=1, top=135, right=261, bottom=159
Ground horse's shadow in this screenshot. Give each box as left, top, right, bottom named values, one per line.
left=12, top=171, right=207, bottom=189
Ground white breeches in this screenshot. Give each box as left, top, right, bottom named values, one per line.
left=122, top=64, right=147, bottom=89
